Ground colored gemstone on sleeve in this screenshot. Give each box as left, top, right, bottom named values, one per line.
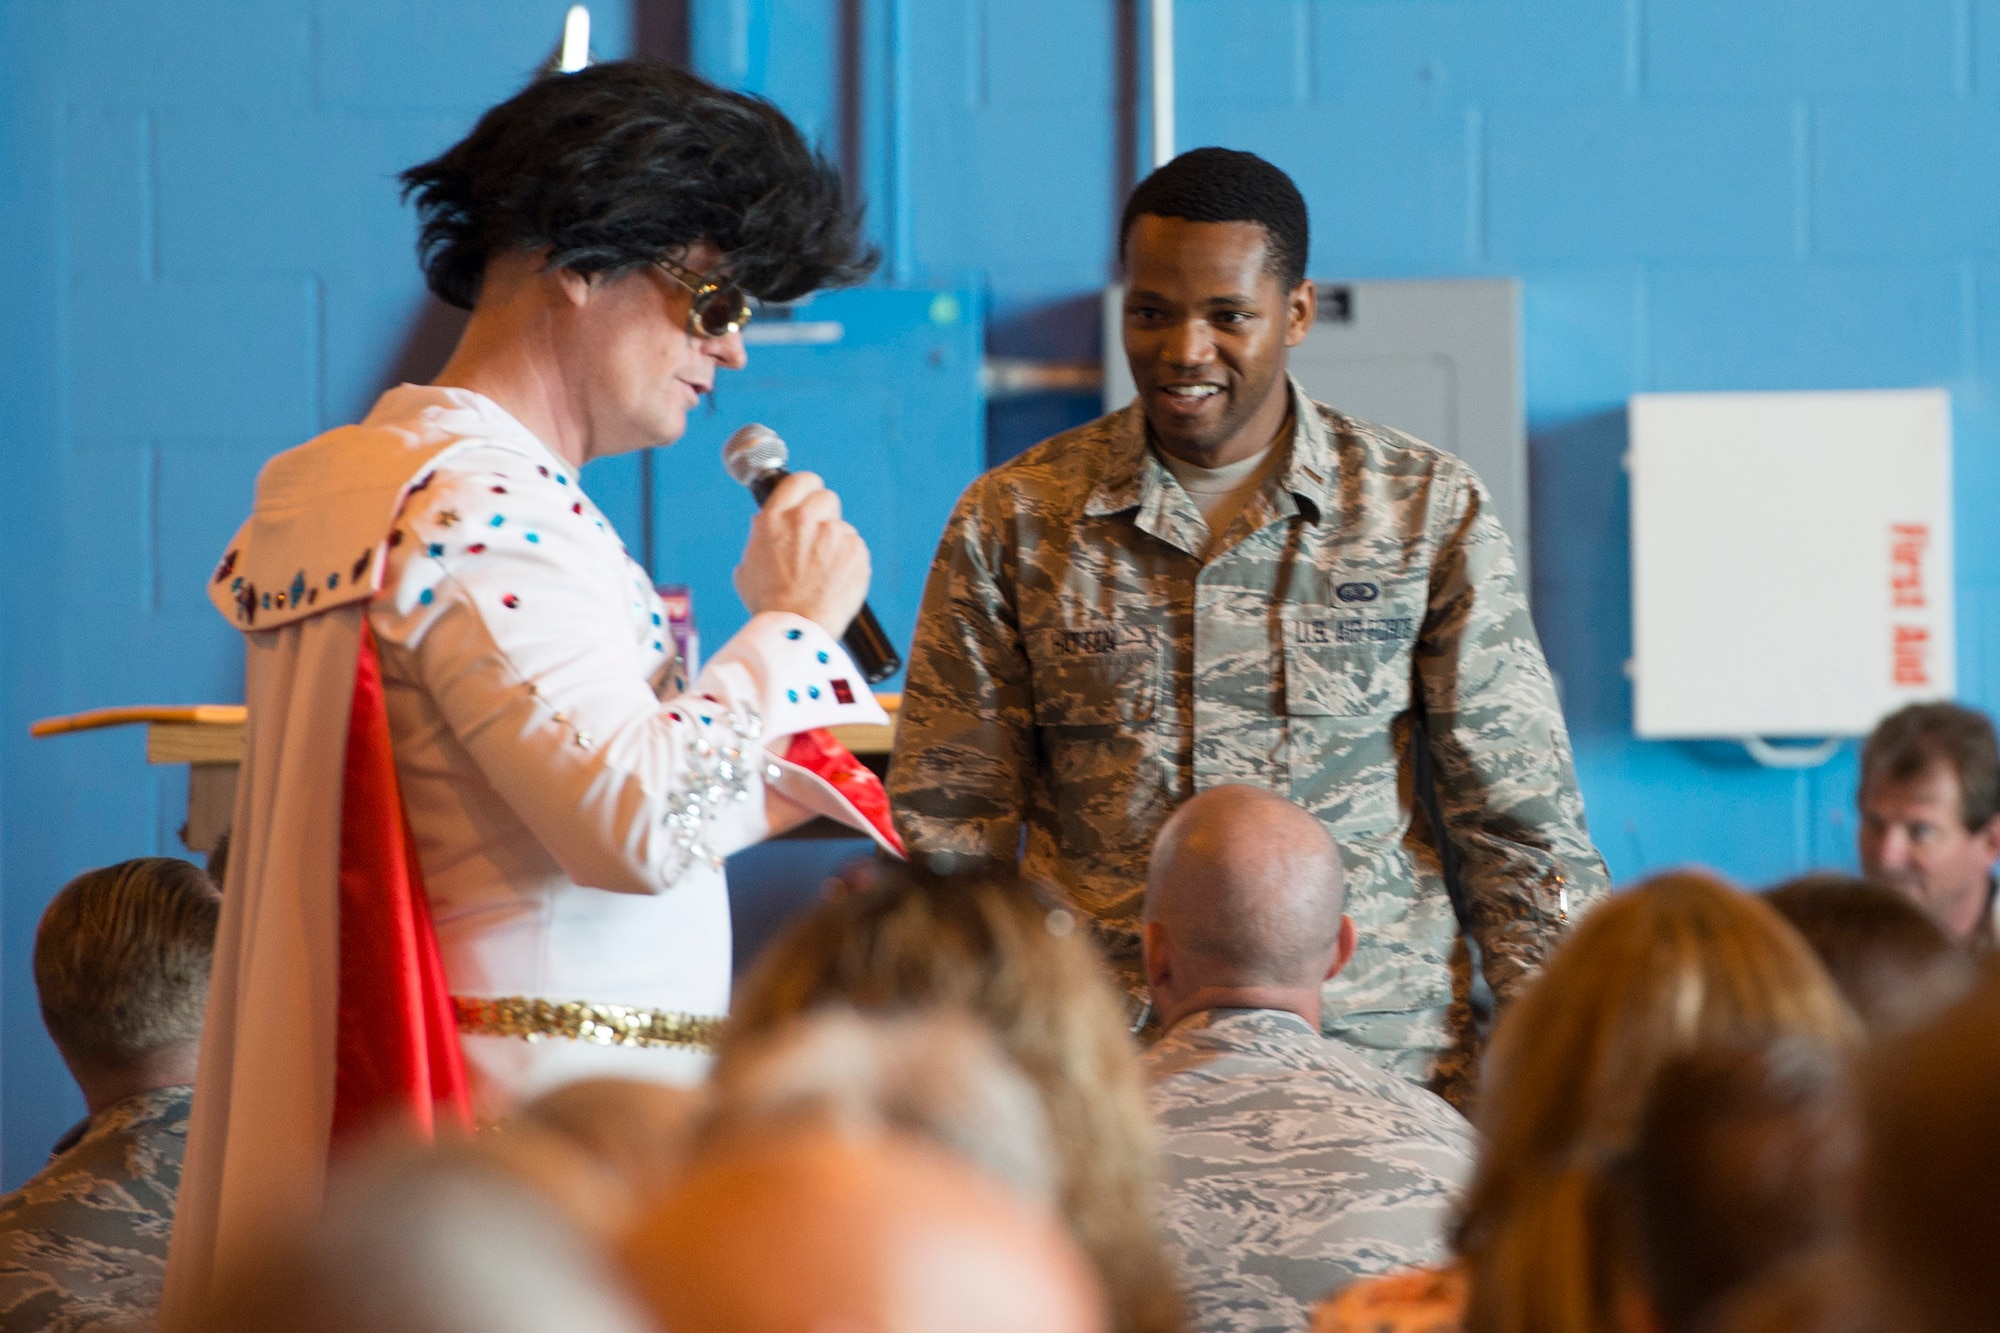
left=817, top=650, right=829, bottom=663
left=785, top=629, right=802, bottom=640
left=830, top=679, right=855, bottom=704
left=467, top=543, right=486, bottom=553
left=427, top=543, right=444, bottom=557
left=491, top=485, right=507, bottom=493
left=652, top=613, right=662, bottom=625
left=419, top=588, right=434, bottom=606
left=787, top=689, right=798, bottom=703
left=490, top=515, right=505, bottom=527
left=501, top=593, right=520, bottom=609
left=572, top=502, right=584, bottom=515
left=808, top=686, right=820, bottom=699
left=525, top=532, right=540, bottom=543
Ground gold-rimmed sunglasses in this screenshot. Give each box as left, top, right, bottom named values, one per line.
left=654, top=255, right=753, bottom=338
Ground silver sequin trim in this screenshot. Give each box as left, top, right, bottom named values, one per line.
left=660, top=706, right=763, bottom=883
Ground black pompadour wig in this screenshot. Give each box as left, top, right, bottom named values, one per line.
left=1119, top=147, right=1310, bottom=290
left=400, top=61, right=877, bottom=310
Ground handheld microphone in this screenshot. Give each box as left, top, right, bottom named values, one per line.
left=722, top=424, right=902, bottom=684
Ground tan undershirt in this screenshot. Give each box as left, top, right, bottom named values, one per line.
left=1157, top=427, right=1288, bottom=558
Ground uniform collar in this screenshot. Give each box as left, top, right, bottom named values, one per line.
left=1084, top=376, right=1333, bottom=529
left=1167, top=1005, right=1320, bottom=1041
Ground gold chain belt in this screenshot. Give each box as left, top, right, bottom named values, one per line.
left=452, top=996, right=723, bottom=1052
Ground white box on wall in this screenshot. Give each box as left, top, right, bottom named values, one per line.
left=1629, top=389, right=1954, bottom=740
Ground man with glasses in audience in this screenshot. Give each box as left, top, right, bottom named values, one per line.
left=167, top=62, right=896, bottom=1321
left=1858, top=701, right=2000, bottom=946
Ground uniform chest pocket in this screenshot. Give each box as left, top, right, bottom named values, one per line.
left=1028, top=626, right=1160, bottom=727
left=1282, top=614, right=1415, bottom=718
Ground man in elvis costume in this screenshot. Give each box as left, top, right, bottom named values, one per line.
left=164, top=63, right=894, bottom=1317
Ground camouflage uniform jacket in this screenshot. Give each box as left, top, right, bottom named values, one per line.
left=0, top=1085, right=190, bottom=1332
left=889, top=380, right=1610, bottom=1079
left=1144, top=1008, right=1475, bottom=1333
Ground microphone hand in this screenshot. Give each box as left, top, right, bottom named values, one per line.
left=734, top=471, right=871, bottom=636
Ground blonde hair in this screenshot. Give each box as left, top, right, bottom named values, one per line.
left=724, top=863, right=1183, bottom=1333
left=1461, top=870, right=1858, bottom=1333
left=35, top=856, right=221, bottom=1068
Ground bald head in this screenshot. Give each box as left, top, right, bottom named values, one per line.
left=1143, top=786, right=1351, bottom=1024
left=623, top=1130, right=1107, bottom=1333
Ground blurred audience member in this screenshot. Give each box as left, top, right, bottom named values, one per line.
left=0, top=858, right=220, bottom=1332
left=504, top=1078, right=703, bottom=1238
left=200, top=1139, right=650, bottom=1333
left=705, top=1007, right=1057, bottom=1205
left=1857, top=701, right=2000, bottom=944
left=1142, top=786, right=1473, bottom=1332
left=725, top=861, right=1185, bottom=1333
left=1856, top=963, right=2000, bottom=1333
left=1608, top=1040, right=1857, bottom=1333
left=1700, top=1247, right=1877, bottom=1333
left=1764, top=873, right=1974, bottom=1033
left=1315, top=871, right=1856, bottom=1333
left=623, top=1128, right=1107, bottom=1333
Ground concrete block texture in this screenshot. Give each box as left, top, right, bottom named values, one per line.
left=1642, top=0, right=1960, bottom=95
left=1486, top=104, right=1797, bottom=260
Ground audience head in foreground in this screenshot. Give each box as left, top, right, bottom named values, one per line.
left=725, top=861, right=1182, bottom=1333
left=0, top=858, right=221, bottom=1331
left=1385, top=871, right=1855, bottom=1333
left=201, top=1138, right=652, bottom=1333
left=1764, top=872, right=1973, bottom=1034
left=702, top=1007, right=1058, bottom=1206
left=1143, top=786, right=1473, bottom=1333
left=1610, top=1039, right=1858, bottom=1333
left=1857, top=701, right=2000, bottom=943
left=624, top=1129, right=1108, bottom=1333
left=1142, top=783, right=1356, bottom=1030
left=1858, top=961, right=2000, bottom=1333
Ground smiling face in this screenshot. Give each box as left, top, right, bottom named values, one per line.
left=1120, top=215, right=1314, bottom=468
left=555, top=239, right=749, bottom=459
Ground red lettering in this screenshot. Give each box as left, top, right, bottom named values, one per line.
left=1894, top=624, right=1931, bottom=687
left=1890, top=523, right=1930, bottom=611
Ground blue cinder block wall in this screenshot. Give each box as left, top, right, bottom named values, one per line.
left=4, top=0, right=1997, bottom=1184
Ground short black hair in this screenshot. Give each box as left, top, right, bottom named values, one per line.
left=1860, top=702, right=2000, bottom=831
left=1763, top=874, right=1973, bottom=1034
left=401, top=61, right=877, bottom=310
left=1118, top=147, right=1309, bottom=290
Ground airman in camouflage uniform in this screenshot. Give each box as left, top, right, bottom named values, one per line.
left=889, top=376, right=1611, bottom=1099
left=1146, top=1007, right=1474, bottom=1333
left=0, top=1084, right=191, bottom=1332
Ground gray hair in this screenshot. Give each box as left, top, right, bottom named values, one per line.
left=706, top=1008, right=1060, bottom=1207
left=202, top=1141, right=653, bottom=1333
left=34, top=857, right=220, bottom=1068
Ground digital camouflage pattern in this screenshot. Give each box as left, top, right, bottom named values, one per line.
left=888, top=381, right=1611, bottom=1097
left=0, top=1085, right=190, bottom=1332
left=1144, top=1008, right=1475, bottom=1333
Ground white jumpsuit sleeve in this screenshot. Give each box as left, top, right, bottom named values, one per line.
left=368, top=449, right=888, bottom=896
